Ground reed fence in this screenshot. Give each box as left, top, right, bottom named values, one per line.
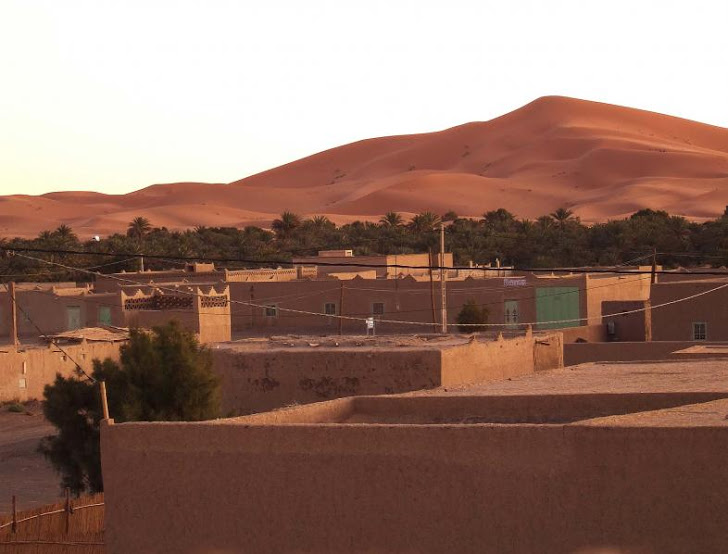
left=0, top=492, right=104, bottom=554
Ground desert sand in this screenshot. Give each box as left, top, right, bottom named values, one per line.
left=2, top=96, right=728, bottom=238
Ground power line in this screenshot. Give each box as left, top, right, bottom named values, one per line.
left=9, top=296, right=96, bottom=382
left=7, top=245, right=728, bottom=275
left=11, top=251, right=726, bottom=329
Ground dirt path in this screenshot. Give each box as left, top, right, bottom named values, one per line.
left=0, top=403, right=62, bottom=516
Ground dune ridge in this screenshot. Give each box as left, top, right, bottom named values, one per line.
left=2, top=96, right=728, bottom=238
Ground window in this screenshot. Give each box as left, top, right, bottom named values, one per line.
left=693, top=322, right=707, bottom=341
left=324, top=302, right=337, bottom=316
left=372, top=302, right=385, bottom=316
left=98, top=306, right=112, bottom=326
left=264, top=304, right=278, bottom=318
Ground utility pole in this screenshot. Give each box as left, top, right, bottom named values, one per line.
left=338, top=281, right=345, bottom=336
left=428, top=249, right=438, bottom=333
left=9, top=281, right=19, bottom=348
left=440, top=223, right=447, bottom=334
left=651, top=247, right=657, bottom=285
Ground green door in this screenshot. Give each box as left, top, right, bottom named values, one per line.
left=535, top=287, right=580, bottom=329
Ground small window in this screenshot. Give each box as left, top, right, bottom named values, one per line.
left=18, top=378, right=27, bottom=389
left=98, top=306, right=112, bottom=326
left=693, top=322, right=707, bottom=341
left=265, top=304, right=278, bottom=318
left=372, top=302, right=385, bottom=316
left=324, top=302, right=337, bottom=316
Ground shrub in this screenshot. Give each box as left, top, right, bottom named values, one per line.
left=456, top=300, right=490, bottom=333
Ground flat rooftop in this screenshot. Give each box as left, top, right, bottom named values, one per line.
left=217, top=334, right=498, bottom=352
left=411, top=359, right=728, bottom=396
left=215, top=359, right=728, bottom=428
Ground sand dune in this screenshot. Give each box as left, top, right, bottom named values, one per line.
left=2, top=96, right=728, bottom=239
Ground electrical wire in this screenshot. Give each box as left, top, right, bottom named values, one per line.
left=10, top=251, right=727, bottom=329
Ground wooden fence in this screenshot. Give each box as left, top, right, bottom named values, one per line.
left=0, top=492, right=104, bottom=553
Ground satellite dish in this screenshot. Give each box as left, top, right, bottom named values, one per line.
left=92, top=235, right=101, bottom=242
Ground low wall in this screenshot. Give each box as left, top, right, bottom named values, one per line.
left=0, top=341, right=123, bottom=402
left=564, top=341, right=728, bottom=366
left=212, top=347, right=442, bottom=416
left=102, top=420, right=728, bottom=554
left=439, top=333, right=562, bottom=387
left=560, top=324, right=607, bottom=343
left=213, top=334, right=564, bottom=416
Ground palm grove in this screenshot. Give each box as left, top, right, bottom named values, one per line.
left=3, top=208, right=728, bottom=283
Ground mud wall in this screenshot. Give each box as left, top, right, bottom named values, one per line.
left=102, top=421, right=728, bottom=554
left=213, top=335, right=563, bottom=416
left=0, top=342, right=123, bottom=402
left=212, top=347, right=442, bottom=415
left=560, top=324, right=607, bottom=343
left=564, top=341, right=728, bottom=366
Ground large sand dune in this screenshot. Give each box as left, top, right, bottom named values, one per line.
left=2, top=96, right=728, bottom=238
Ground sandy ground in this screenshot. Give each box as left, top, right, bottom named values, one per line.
left=0, top=402, right=61, bottom=516
left=2, top=96, right=728, bottom=239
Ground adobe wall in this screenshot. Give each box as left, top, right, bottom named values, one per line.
left=0, top=341, right=123, bottom=402
left=102, top=421, right=728, bottom=554
left=212, top=347, right=442, bottom=415
left=651, top=282, right=728, bottom=341
left=564, top=341, right=728, bottom=366
left=438, top=333, right=562, bottom=387
left=560, top=324, right=607, bottom=343
left=603, top=300, right=651, bottom=341
left=212, top=334, right=563, bottom=415
left=584, top=274, right=651, bottom=324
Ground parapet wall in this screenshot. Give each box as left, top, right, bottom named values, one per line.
left=212, top=333, right=563, bottom=415
left=102, top=419, right=728, bottom=554
left=564, top=341, right=728, bottom=366
left=0, top=341, right=123, bottom=402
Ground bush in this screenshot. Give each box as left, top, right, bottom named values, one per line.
left=456, top=300, right=490, bottom=333
left=6, top=402, right=24, bottom=413
left=40, top=321, right=220, bottom=494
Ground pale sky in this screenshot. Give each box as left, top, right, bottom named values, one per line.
left=1, top=0, right=727, bottom=197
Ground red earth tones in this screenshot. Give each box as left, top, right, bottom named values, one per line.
left=2, top=96, right=727, bottom=239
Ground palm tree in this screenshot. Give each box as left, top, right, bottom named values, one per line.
left=271, top=211, right=302, bottom=239
left=54, top=224, right=78, bottom=243
left=379, top=212, right=404, bottom=227
left=127, top=217, right=152, bottom=241
left=408, top=212, right=442, bottom=234
left=309, top=215, right=334, bottom=230
left=127, top=217, right=152, bottom=271
left=549, top=207, right=575, bottom=230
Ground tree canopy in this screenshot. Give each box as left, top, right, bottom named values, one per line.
left=40, top=321, right=220, bottom=494
left=3, top=208, right=728, bottom=284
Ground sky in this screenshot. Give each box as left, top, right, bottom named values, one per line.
left=1, top=0, right=727, bottom=197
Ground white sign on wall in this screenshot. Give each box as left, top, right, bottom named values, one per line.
left=504, top=278, right=527, bottom=287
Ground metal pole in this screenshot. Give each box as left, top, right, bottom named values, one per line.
left=9, top=281, right=19, bottom=348
left=651, top=248, right=657, bottom=285
left=440, top=224, right=447, bottom=333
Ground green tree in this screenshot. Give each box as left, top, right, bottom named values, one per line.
left=271, top=211, right=302, bottom=239
left=40, top=321, right=220, bottom=494
left=379, top=211, right=404, bottom=227
left=456, top=299, right=490, bottom=333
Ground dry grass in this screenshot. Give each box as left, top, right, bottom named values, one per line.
left=0, top=494, right=104, bottom=553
